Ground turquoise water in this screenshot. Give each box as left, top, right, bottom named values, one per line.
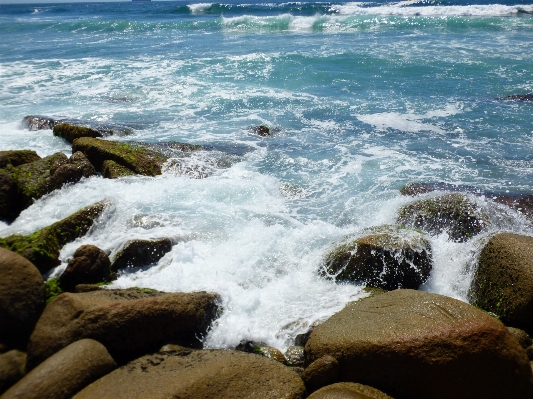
left=1, top=0, right=533, bottom=350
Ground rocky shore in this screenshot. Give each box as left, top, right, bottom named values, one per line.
left=2, top=117, right=533, bottom=398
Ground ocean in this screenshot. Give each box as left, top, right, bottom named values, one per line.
left=1, top=0, right=533, bottom=351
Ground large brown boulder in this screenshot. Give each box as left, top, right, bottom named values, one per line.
left=0, top=150, right=41, bottom=168
left=321, top=226, right=432, bottom=290
left=0, top=350, right=26, bottom=394
left=0, top=248, right=45, bottom=350
left=111, top=238, right=173, bottom=272
left=74, top=349, right=306, bottom=399
left=470, top=233, right=533, bottom=335
left=59, top=245, right=114, bottom=292
left=2, top=339, right=116, bottom=399
left=307, top=382, right=394, bottom=399
left=26, top=289, right=220, bottom=369
left=304, top=289, right=533, bottom=399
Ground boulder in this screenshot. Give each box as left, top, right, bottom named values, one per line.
left=59, top=245, right=114, bottom=292
left=397, top=193, right=487, bottom=242
left=48, top=151, right=96, bottom=190
left=0, top=170, right=20, bottom=224
left=26, top=289, right=220, bottom=369
left=304, top=289, right=533, bottom=399
left=307, top=382, right=394, bottom=399
left=0, top=201, right=108, bottom=273
left=321, top=226, right=432, bottom=290
left=111, top=238, right=173, bottom=272
left=302, top=355, right=339, bottom=393
left=0, top=150, right=41, bottom=168
left=470, top=233, right=533, bottom=334
left=53, top=123, right=102, bottom=143
left=2, top=339, right=116, bottom=399
left=0, top=248, right=45, bottom=349
left=0, top=350, right=26, bottom=395
left=235, top=340, right=287, bottom=364
left=101, top=159, right=135, bottom=179
left=73, top=349, right=306, bottom=399
left=22, top=116, right=55, bottom=131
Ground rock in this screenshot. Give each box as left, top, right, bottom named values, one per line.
left=2, top=339, right=116, bottom=399
left=0, top=201, right=108, bottom=273
left=470, top=233, right=533, bottom=335
left=307, top=382, right=394, bottom=399
left=249, top=125, right=272, bottom=137
left=44, top=277, right=63, bottom=305
left=53, top=123, right=102, bottom=143
left=507, top=327, right=532, bottom=350
left=73, top=349, right=306, bottom=399
left=500, top=94, right=533, bottom=101
left=22, top=116, right=55, bottom=131
left=0, top=350, right=26, bottom=395
left=399, top=182, right=481, bottom=196
left=48, top=151, right=96, bottom=190
left=0, top=170, right=20, bottom=224
left=235, top=340, right=287, bottom=364
left=74, top=284, right=105, bottom=293
left=397, top=193, right=487, bottom=242
left=0, top=248, right=45, bottom=350
left=0, top=150, right=41, bottom=168
left=304, top=289, right=533, bottom=399
left=285, top=346, right=305, bottom=367
left=111, top=238, right=173, bottom=272
left=528, top=346, right=533, bottom=361
left=59, top=245, right=114, bottom=292
left=302, top=355, right=339, bottom=393
left=321, top=226, right=432, bottom=290
left=101, top=159, right=135, bottom=179
left=26, top=289, right=220, bottom=369
left=158, top=344, right=195, bottom=355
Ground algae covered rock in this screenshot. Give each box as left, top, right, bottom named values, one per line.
left=59, top=245, right=114, bottom=292
left=73, top=349, right=306, bottom=399
left=321, top=226, right=432, bottom=290
left=0, top=150, right=41, bottom=168
left=27, top=289, right=221, bottom=368
left=0, top=170, right=20, bottom=224
left=111, top=238, right=173, bottom=272
left=397, top=193, right=487, bottom=242
left=101, top=159, right=135, bottom=179
left=0, top=248, right=45, bottom=350
left=0, top=201, right=108, bottom=273
left=304, top=289, right=533, bottom=399
left=470, top=233, right=533, bottom=335
left=53, top=123, right=102, bottom=143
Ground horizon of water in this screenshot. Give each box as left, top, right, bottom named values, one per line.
left=1, top=0, right=533, bottom=351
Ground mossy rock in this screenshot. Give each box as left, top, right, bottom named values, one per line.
left=0, top=201, right=108, bottom=273
left=397, top=193, right=487, bottom=242
left=53, top=123, right=102, bottom=144
left=321, top=225, right=432, bottom=291
left=44, top=278, right=63, bottom=305
left=111, top=238, right=173, bottom=272
left=0, top=169, right=20, bottom=224
left=101, top=160, right=135, bottom=179
left=0, top=150, right=41, bottom=168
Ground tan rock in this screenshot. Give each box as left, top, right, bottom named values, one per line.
left=307, top=382, right=394, bottom=399
left=302, top=355, right=339, bottom=393
left=0, top=350, right=26, bottom=394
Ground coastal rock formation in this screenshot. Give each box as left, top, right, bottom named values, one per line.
left=397, top=193, right=486, bottom=242
left=304, top=289, right=533, bottom=399
left=307, top=382, right=394, bottom=399
left=0, top=201, right=108, bottom=273
left=470, top=233, right=533, bottom=335
left=0, top=170, right=20, bottom=224
left=26, top=289, right=220, bottom=369
left=111, top=238, right=173, bottom=272
left=0, top=150, right=41, bottom=168
left=73, top=349, right=306, bottom=399
left=22, top=116, right=55, bottom=131
left=2, top=339, right=116, bottom=399
left=321, top=226, right=432, bottom=290
left=0, top=248, right=45, bottom=350
left=59, top=245, right=114, bottom=292
left=53, top=123, right=102, bottom=143
left=23, top=115, right=134, bottom=137
left=0, top=350, right=27, bottom=395
left=101, top=159, right=135, bottom=179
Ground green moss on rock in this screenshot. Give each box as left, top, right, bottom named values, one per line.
left=44, top=278, right=62, bottom=305
left=53, top=123, right=102, bottom=144
left=0, top=150, right=41, bottom=168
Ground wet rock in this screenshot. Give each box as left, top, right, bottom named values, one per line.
left=397, top=193, right=487, bottom=242
left=22, top=116, right=55, bottom=131
left=48, top=151, right=96, bottom=190
left=307, top=382, right=394, bottom=399
left=0, top=248, right=45, bottom=350
left=470, top=233, right=533, bottom=335
left=0, top=150, right=41, bottom=168
left=0, top=201, right=108, bottom=273
left=235, top=340, right=287, bottom=364
left=59, top=245, right=114, bottom=292
left=285, top=346, right=305, bottom=367
left=111, top=238, right=173, bottom=272
left=249, top=125, right=272, bottom=137
left=399, top=182, right=480, bottom=197
left=0, top=350, right=27, bottom=395
left=321, top=226, right=432, bottom=290
left=53, top=123, right=102, bottom=143
left=26, top=289, right=220, bottom=369
left=302, top=355, right=339, bottom=393
left=304, top=289, right=533, bottom=399
left=507, top=327, right=532, bottom=350
left=74, top=284, right=105, bottom=293
left=500, top=94, right=533, bottom=101
left=2, top=339, right=116, bottom=399
left=158, top=344, right=195, bottom=355
left=0, top=170, right=20, bottom=224
left=73, top=349, right=306, bottom=399
left=101, top=159, right=135, bottom=179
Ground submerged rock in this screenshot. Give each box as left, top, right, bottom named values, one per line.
left=470, top=233, right=533, bottom=335
left=249, top=125, right=272, bottom=137
left=321, top=226, right=432, bottom=290
left=73, top=349, right=306, bottom=399
left=2, top=339, right=116, bottom=399
left=111, top=238, right=173, bottom=272
left=0, top=150, right=41, bottom=168
left=59, top=245, right=114, bottom=292
left=26, top=289, right=221, bottom=369
left=0, top=248, right=45, bottom=350
left=397, top=193, right=487, bottom=242
left=0, top=201, right=108, bottom=273
left=304, top=289, right=533, bottom=399
left=53, top=123, right=102, bottom=143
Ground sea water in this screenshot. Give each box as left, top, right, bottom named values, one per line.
left=1, top=0, right=533, bottom=350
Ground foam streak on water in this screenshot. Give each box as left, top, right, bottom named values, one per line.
left=1, top=0, right=533, bottom=351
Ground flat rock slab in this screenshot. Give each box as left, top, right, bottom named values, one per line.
left=74, top=349, right=306, bottom=399
left=305, top=289, right=533, bottom=399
